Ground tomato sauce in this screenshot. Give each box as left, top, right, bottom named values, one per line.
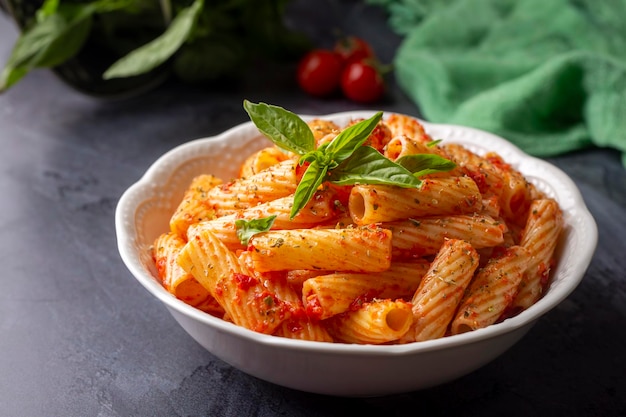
left=234, top=273, right=258, bottom=291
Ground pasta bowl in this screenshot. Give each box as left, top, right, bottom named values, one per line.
left=115, top=110, right=597, bottom=397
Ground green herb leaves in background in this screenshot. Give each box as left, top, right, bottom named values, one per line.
left=103, top=0, right=203, bottom=79
left=1, top=0, right=310, bottom=92
left=243, top=100, right=456, bottom=219
left=1, top=0, right=99, bottom=91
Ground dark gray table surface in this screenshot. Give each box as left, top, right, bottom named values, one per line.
left=1, top=2, right=625, bottom=416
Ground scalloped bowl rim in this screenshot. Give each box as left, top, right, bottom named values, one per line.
left=115, top=111, right=597, bottom=370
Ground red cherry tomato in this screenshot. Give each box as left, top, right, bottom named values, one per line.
left=334, top=36, right=375, bottom=66
left=296, top=49, right=343, bottom=97
left=340, top=60, right=385, bottom=103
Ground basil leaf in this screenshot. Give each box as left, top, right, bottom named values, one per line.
left=328, top=146, right=422, bottom=188
left=290, top=161, right=327, bottom=219
left=244, top=100, right=315, bottom=155
left=396, top=154, right=457, bottom=177
left=323, top=111, right=383, bottom=164
left=235, top=215, right=277, bottom=246
left=103, top=0, right=204, bottom=79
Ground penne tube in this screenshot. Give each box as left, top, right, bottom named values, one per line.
left=177, top=229, right=290, bottom=334
left=384, top=113, right=430, bottom=143
left=152, top=232, right=219, bottom=314
left=349, top=177, right=482, bottom=225
left=246, top=226, right=392, bottom=273
left=441, top=143, right=504, bottom=196
left=238, top=266, right=334, bottom=343
left=302, top=260, right=430, bottom=320
left=483, top=152, right=533, bottom=224
left=509, top=199, right=563, bottom=313
left=153, top=232, right=224, bottom=316
left=384, top=134, right=432, bottom=161
left=267, top=270, right=334, bottom=344
left=383, top=135, right=460, bottom=179
left=385, top=214, right=506, bottom=259
left=205, top=159, right=299, bottom=215
left=325, top=299, right=414, bottom=344
left=401, top=239, right=480, bottom=343
left=450, top=245, right=530, bottom=334
left=169, top=174, right=223, bottom=237
left=239, top=146, right=291, bottom=178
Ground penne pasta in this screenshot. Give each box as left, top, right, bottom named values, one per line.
left=302, top=260, right=430, bottom=320
left=384, top=113, right=430, bottom=143
left=239, top=146, right=291, bottom=178
left=384, top=134, right=432, bottom=161
left=177, top=229, right=290, bottom=334
left=152, top=110, right=564, bottom=345
left=384, top=134, right=460, bottom=180
left=441, top=143, right=504, bottom=196
left=169, top=174, right=222, bottom=237
left=245, top=226, right=393, bottom=273
left=450, top=245, right=530, bottom=334
left=484, top=152, right=533, bottom=225
left=239, top=267, right=334, bottom=343
left=153, top=232, right=224, bottom=316
left=385, top=214, right=506, bottom=259
left=509, top=199, right=563, bottom=313
left=205, top=159, right=300, bottom=215
left=349, top=177, right=482, bottom=225
left=401, top=239, right=480, bottom=343
left=326, top=299, right=414, bottom=344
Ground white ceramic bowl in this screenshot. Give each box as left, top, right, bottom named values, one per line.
left=115, top=111, right=597, bottom=397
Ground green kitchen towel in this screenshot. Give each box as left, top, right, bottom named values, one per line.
left=370, top=0, right=626, bottom=166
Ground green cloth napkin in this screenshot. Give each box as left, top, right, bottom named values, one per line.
left=370, top=0, right=626, bottom=166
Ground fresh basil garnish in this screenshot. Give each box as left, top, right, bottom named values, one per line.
left=244, top=101, right=456, bottom=219
left=328, top=146, right=422, bottom=187
left=396, top=154, right=457, bottom=178
left=235, top=215, right=277, bottom=246
left=243, top=100, right=315, bottom=156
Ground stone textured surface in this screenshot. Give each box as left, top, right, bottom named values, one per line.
left=1, top=1, right=625, bottom=416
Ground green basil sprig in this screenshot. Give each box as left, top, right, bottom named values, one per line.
left=243, top=100, right=456, bottom=219
left=396, top=153, right=457, bottom=178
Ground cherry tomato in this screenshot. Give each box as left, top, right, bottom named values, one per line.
left=334, top=36, right=375, bottom=66
left=340, top=60, right=385, bottom=103
left=296, top=49, right=343, bottom=97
